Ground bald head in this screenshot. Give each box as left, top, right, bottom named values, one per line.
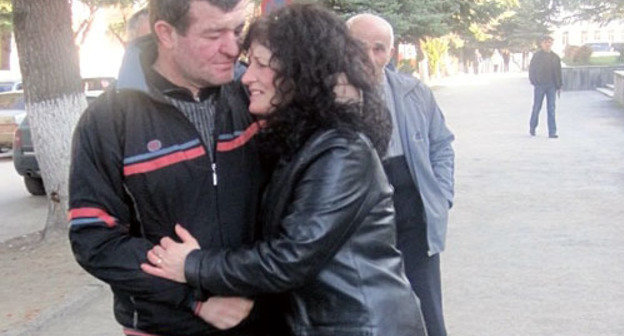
left=347, top=14, right=395, bottom=83
left=127, top=8, right=151, bottom=41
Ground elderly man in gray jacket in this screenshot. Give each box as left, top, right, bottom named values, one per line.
left=348, top=14, right=455, bottom=336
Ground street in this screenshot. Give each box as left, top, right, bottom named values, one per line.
left=2, top=73, right=623, bottom=336
left=0, top=154, right=47, bottom=243
left=437, top=73, right=624, bottom=335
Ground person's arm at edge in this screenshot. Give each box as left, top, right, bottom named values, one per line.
left=529, top=53, right=537, bottom=86
left=68, top=102, right=198, bottom=312
left=421, top=84, right=455, bottom=208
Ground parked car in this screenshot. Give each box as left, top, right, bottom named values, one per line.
left=12, top=90, right=103, bottom=196
left=611, top=42, right=624, bottom=51
left=12, top=116, right=44, bottom=195
left=0, top=115, right=20, bottom=151
left=0, top=92, right=26, bottom=152
left=583, top=42, right=620, bottom=57
left=0, top=80, right=23, bottom=93
left=81, top=77, right=115, bottom=91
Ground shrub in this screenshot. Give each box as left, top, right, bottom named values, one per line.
left=397, top=59, right=417, bottom=75
left=421, top=37, right=449, bottom=77
left=564, top=45, right=593, bottom=65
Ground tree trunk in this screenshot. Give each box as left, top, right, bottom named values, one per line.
left=0, top=30, right=11, bottom=70
left=12, top=0, right=87, bottom=237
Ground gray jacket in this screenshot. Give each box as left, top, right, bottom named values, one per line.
left=385, top=69, right=455, bottom=255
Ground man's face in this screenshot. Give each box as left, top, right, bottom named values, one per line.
left=540, top=39, right=553, bottom=52
left=169, top=0, right=247, bottom=88
left=348, top=19, right=394, bottom=83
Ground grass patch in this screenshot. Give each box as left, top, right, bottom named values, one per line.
left=590, top=56, right=622, bottom=65
left=563, top=55, right=624, bottom=66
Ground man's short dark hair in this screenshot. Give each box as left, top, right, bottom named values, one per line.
left=540, top=35, right=554, bottom=43
left=149, top=0, right=242, bottom=35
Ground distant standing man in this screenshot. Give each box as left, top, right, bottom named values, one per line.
left=529, top=35, right=562, bottom=138
left=348, top=14, right=455, bottom=336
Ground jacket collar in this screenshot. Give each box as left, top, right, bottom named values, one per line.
left=116, top=35, right=219, bottom=102
left=384, top=68, right=420, bottom=98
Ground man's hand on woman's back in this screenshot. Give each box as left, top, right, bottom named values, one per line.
left=199, top=296, right=255, bottom=330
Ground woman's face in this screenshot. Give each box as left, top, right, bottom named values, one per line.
left=242, top=41, right=278, bottom=115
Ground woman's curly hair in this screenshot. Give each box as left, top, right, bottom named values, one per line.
left=243, top=3, right=391, bottom=161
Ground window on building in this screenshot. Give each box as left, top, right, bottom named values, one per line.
left=562, top=32, right=569, bottom=46
left=581, top=31, right=588, bottom=43
left=609, top=31, right=615, bottom=42
left=594, top=30, right=601, bottom=41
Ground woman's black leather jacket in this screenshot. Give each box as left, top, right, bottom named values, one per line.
left=185, top=128, right=427, bottom=336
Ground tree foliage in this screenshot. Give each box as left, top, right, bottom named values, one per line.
left=0, top=0, right=11, bottom=32
left=0, top=0, right=11, bottom=69
left=561, top=0, right=624, bottom=22
left=307, top=0, right=525, bottom=55
left=490, top=0, right=557, bottom=52
left=72, top=0, right=142, bottom=45
left=421, top=36, right=450, bottom=76
left=304, top=0, right=455, bottom=41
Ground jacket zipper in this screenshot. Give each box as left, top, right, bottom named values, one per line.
left=212, top=163, right=218, bottom=186
left=210, top=107, right=223, bottom=246
left=168, top=98, right=224, bottom=246
left=130, top=296, right=139, bottom=329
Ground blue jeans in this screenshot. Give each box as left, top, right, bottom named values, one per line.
left=529, top=85, right=557, bottom=135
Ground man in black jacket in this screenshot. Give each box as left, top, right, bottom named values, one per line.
left=529, top=35, right=562, bottom=138
left=68, top=1, right=269, bottom=335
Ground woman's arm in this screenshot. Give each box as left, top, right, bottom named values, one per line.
left=144, top=134, right=380, bottom=297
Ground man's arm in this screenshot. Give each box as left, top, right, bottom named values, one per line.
left=556, top=55, right=563, bottom=90
left=528, top=54, right=537, bottom=85
left=68, top=105, right=196, bottom=310
left=422, top=85, right=455, bottom=207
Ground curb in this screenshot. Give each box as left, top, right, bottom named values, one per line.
left=1, top=283, right=106, bottom=336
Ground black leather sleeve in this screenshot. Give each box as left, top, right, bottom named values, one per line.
left=184, top=133, right=378, bottom=296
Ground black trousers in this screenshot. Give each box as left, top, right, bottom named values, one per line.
left=397, top=225, right=446, bottom=336
left=384, top=156, right=447, bottom=336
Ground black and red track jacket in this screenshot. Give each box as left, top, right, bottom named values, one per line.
left=68, top=38, right=267, bottom=336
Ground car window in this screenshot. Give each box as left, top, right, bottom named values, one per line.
left=0, top=83, right=14, bottom=93
left=0, top=93, right=25, bottom=109
left=585, top=43, right=610, bottom=52
left=82, top=78, right=115, bottom=91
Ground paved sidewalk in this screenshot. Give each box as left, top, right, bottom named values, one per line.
left=437, top=73, right=624, bottom=335
left=1, top=73, right=623, bottom=335
left=0, top=157, right=47, bottom=242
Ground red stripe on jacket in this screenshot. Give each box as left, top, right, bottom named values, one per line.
left=68, top=207, right=116, bottom=227
left=193, top=301, right=203, bottom=316
left=123, top=328, right=162, bottom=336
left=124, top=146, right=206, bottom=176
left=217, top=120, right=265, bottom=152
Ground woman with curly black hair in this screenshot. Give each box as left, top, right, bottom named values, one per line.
left=143, top=4, right=427, bottom=335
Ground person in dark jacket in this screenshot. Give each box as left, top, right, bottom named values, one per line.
left=142, top=4, right=428, bottom=336
left=529, top=35, right=562, bottom=138
left=69, top=0, right=271, bottom=335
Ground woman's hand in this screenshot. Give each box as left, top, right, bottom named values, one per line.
left=198, top=296, right=255, bottom=330
left=141, top=224, right=200, bottom=283
left=333, top=72, right=362, bottom=104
